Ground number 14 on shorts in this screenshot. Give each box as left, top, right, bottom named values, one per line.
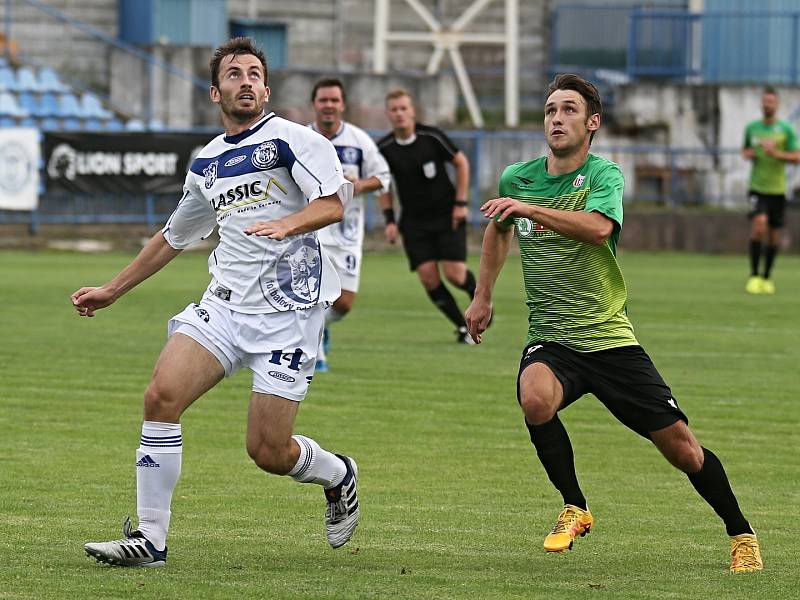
left=269, top=348, right=303, bottom=372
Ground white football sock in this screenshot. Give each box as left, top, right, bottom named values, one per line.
left=288, top=435, right=346, bottom=488
left=136, top=421, right=182, bottom=551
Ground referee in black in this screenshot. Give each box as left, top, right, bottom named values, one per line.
left=377, top=88, right=479, bottom=344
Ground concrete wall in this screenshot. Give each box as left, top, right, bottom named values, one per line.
left=609, top=84, right=800, bottom=205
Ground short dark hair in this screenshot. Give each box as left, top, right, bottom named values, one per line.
left=311, top=77, right=346, bottom=102
left=547, top=73, right=602, bottom=142
left=763, top=85, right=778, bottom=97
left=209, top=37, right=267, bottom=89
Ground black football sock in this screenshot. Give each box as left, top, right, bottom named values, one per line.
left=426, top=284, right=466, bottom=328
left=748, top=240, right=762, bottom=277
left=687, top=447, right=753, bottom=536
left=454, top=269, right=477, bottom=299
left=527, top=416, right=587, bottom=510
left=762, top=245, right=778, bottom=279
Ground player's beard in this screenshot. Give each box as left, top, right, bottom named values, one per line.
left=222, top=95, right=265, bottom=123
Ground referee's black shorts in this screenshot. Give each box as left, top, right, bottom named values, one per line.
left=400, top=221, right=467, bottom=271
left=517, top=341, right=688, bottom=438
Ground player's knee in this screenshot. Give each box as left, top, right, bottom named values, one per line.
left=246, top=440, right=292, bottom=475
left=661, top=440, right=704, bottom=473
left=675, top=443, right=704, bottom=473
left=520, top=392, right=557, bottom=425
left=143, top=381, right=183, bottom=421
left=443, top=269, right=463, bottom=286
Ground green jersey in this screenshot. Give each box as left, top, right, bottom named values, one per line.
left=498, top=153, right=637, bottom=352
left=743, top=119, right=798, bottom=195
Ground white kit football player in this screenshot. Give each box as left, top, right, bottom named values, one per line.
left=73, top=38, right=360, bottom=567
left=308, top=77, right=390, bottom=371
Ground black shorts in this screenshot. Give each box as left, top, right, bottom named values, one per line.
left=400, top=221, right=467, bottom=271
left=748, top=191, right=786, bottom=228
left=516, top=341, right=688, bottom=439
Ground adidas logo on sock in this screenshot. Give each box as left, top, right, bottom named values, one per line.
left=136, top=454, right=160, bottom=468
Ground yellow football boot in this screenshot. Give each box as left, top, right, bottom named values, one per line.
left=760, top=279, right=775, bottom=295
left=730, top=534, right=763, bottom=573
left=543, top=504, right=594, bottom=553
left=745, top=276, right=764, bottom=294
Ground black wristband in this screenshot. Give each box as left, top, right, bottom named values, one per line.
left=382, top=208, right=396, bottom=225
left=454, top=200, right=468, bottom=207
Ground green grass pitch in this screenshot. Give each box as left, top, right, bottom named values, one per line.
left=1, top=247, right=797, bottom=599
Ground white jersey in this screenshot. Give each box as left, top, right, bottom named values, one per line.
left=162, top=112, right=353, bottom=314
left=309, top=121, right=390, bottom=248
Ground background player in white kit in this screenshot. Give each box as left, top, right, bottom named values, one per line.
left=72, top=38, right=360, bottom=567
left=309, top=77, right=390, bottom=371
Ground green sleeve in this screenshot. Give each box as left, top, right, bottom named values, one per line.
left=495, top=164, right=516, bottom=229
left=784, top=122, right=798, bottom=151
left=743, top=123, right=753, bottom=149
left=585, top=163, right=624, bottom=229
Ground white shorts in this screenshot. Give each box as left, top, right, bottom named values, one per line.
left=324, top=244, right=362, bottom=293
left=167, top=298, right=325, bottom=401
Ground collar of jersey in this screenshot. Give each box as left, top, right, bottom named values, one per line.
left=224, top=112, right=276, bottom=145
left=310, top=120, right=346, bottom=141
left=395, top=132, right=416, bottom=146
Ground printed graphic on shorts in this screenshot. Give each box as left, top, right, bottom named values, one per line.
left=338, top=201, right=360, bottom=243
left=260, top=234, right=322, bottom=310
left=192, top=303, right=210, bottom=322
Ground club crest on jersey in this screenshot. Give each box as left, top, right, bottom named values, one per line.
left=261, top=235, right=322, bottom=309
left=516, top=218, right=533, bottom=237
left=252, top=141, right=279, bottom=170
left=341, top=146, right=360, bottom=165
left=203, top=160, right=218, bottom=189
left=572, top=174, right=585, bottom=188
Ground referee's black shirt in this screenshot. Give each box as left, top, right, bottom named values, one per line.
left=378, top=124, right=461, bottom=232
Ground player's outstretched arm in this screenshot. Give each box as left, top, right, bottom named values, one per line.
left=481, top=196, right=613, bottom=245
left=465, top=220, right=513, bottom=344
left=71, top=232, right=182, bottom=317
left=244, top=194, right=343, bottom=240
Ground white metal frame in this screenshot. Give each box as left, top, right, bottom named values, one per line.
left=374, top=0, right=519, bottom=127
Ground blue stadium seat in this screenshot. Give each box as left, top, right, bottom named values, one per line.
left=39, top=92, right=59, bottom=117
left=0, top=91, right=28, bottom=117
left=38, top=67, right=68, bottom=93
left=0, top=67, right=17, bottom=92
left=0, top=115, right=17, bottom=127
left=57, top=93, right=84, bottom=118
left=18, top=92, right=39, bottom=114
left=19, top=117, right=38, bottom=128
left=38, top=117, right=60, bottom=130
left=125, top=118, right=145, bottom=131
left=80, top=93, right=113, bottom=120
left=62, top=117, right=83, bottom=130
left=104, top=118, right=124, bottom=131
left=15, top=67, right=39, bottom=92
left=148, top=119, right=166, bottom=131
left=84, top=118, right=103, bottom=130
